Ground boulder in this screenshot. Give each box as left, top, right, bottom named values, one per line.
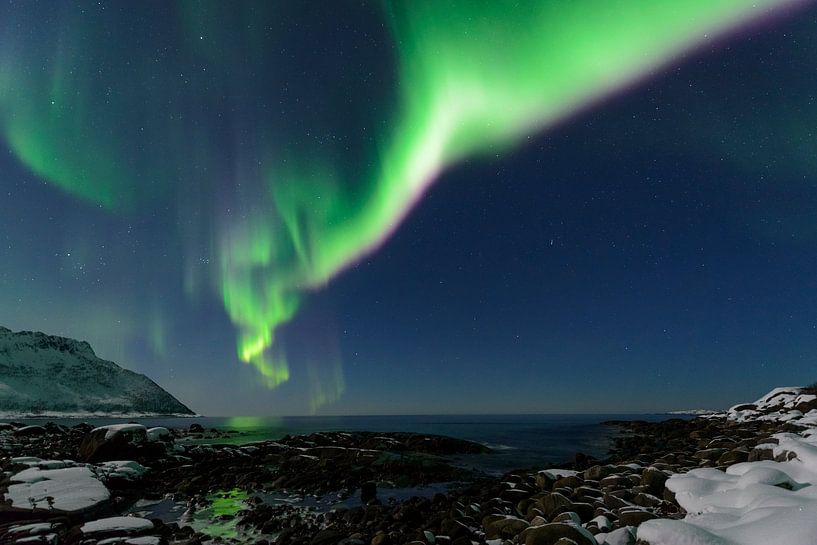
left=600, top=526, right=636, bottom=545
left=483, top=515, right=529, bottom=539
left=553, top=475, right=582, bottom=490
left=639, top=468, right=668, bottom=496
left=584, top=465, right=616, bottom=481
left=717, top=448, right=749, bottom=466
left=617, top=509, right=656, bottom=526
left=539, top=492, right=573, bottom=517
left=552, top=512, right=581, bottom=525
left=748, top=447, right=775, bottom=462
left=795, top=398, right=817, bottom=413
left=536, top=471, right=557, bottom=490
left=78, top=424, right=147, bottom=462
left=520, top=523, right=596, bottom=545
left=146, top=427, right=172, bottom=442
left=13, top=425, right=46, bottom=436
left=549, top=502, right=594, bottom=523
left=693, top=448, right=727, bottom=461
left=311, top=529, right=344, bottom=545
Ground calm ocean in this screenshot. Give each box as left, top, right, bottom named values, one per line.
left=22, top=413, right=682, bottom=475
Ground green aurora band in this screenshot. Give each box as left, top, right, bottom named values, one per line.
left=0, top=0, right=803, bottom=402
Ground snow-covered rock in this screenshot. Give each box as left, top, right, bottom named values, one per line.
left=94, top=424, right=148, bottom=441
left=80, top=516, right=153, bottom=535
left=7, top=522, right=60, bottom=536
left=721, top=386, right=817, bottom=427
left=639, top=386, right=817, bottom=545
left=146, top=426, right=171, bottom=442
left=0, top=326, right=193, bottom=416
left=3, top=456, right=146, bottom=516
left=5, top=466, right=110, bottom=513
left=97, top=460, right=148, bottom=481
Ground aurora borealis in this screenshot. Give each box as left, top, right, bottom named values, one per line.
left=2, top=1, right=817, bottom=415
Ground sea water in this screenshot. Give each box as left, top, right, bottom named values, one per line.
left=21, top=413, right=682, bottom=473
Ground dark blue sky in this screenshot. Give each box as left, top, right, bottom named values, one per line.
left=1, top=2, right=816, bottom=415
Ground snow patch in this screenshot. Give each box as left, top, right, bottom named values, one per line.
left=639, top=393, right=817, bottom=545
left=5, top=466, right=110, bottom=512
left=81, top=517, right=154, bottom=535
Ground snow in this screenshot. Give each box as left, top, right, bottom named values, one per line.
left=591, top=515, right=613, bottom=531
left=538, top=468, right=579, bottom=479
left=97, top=460, right=148, bottom=480
left=93, top=423, right=147, bottom=440
left=16, top=535, right=57, bottom=544
left=80, top=517, right=154, bottom=535
left=12, top=456, right=46, bottom=465
left=8, top=523, right=56, bottom=535
left=125, top=536, right=161, bottom=545
left=721, top=387, right=817, bottom=427
left=12, top=457, right=71, bottom=469
left=16, top=425, right=46, bottom=434
left=146, top=426, right=171, bottom=441
left=5, top=466, right=110, bottom=512
left=0, top=411, right=196, bottom=418
left=125, top=536, right=161, bottom=544
left=638, top=388, right=817, bottom=545
left=754, top=387, right=814, bottom=410
left=596, top=527, right=637, bottom=545
left=97, top=536, right=161, bottom=545
left=0, top=327, right=194, bottom=416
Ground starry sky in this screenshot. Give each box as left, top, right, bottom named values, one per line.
left=1, top=1, right=816, bottom=416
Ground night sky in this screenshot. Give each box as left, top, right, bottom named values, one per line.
left=1, top=1, right=816, bottom=416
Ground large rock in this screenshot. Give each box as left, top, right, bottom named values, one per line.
left=539, top=492, right=573, bottom=517
left=80, top=516, right=153, bottom=535
left=717, top=448, right=749, bottom=466
left=3, top=465, right=110, bottom=519
left=584, top=465, right=617, bottom=481
left=618, top=509, right=656, bottom=527
left=483, top=515, right=529, bottom=539
left=13, top=425, right=46, bottom=436
left=78, top=424, right=151, bottom=462
left=639, top=468, right=668, bottom=496
left=520, top=523, right=596, bottom=545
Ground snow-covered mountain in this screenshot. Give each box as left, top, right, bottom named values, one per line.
left=0, top=326, right=194, bottom=416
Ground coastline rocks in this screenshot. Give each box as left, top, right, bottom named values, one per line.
left=146, top=427, right=172, bottom=442
left=482, top=514, right=529, bottom=539
left=617, top=508, right=656, bottom=526
left=638, top=468, right=667, bottom=496
left=520, top=523, right=596, bottom=545
left=13, top=425, right=47, bottom=436
left=80, top=516, right=154, bottom=535
left=4, top=389, right=816, bottom=545
left=79, top=425, right=145, bottom=462
left=3, top=465, right=111, bottom=518
left=79, top=424, right=167, bottom=463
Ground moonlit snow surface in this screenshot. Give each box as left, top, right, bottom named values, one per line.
left=5, top=466, right=110, bottom=512
left=80, top=517, right=154, bottom=535
left=639, top=387, right=817, bottom=545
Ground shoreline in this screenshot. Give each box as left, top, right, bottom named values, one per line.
left=0, top=413, right=200, bottom=419
left=1, top=388, right=814, bottom=545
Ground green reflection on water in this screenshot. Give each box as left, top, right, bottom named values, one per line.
left=224, top=416, right=280, bottom=431
left=192, top=488, right=249, bottom=540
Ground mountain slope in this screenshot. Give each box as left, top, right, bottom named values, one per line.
left=0, top=326, right=194, bottom=415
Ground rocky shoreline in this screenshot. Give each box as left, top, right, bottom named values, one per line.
left=2, top=387, right=816, bottom=545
